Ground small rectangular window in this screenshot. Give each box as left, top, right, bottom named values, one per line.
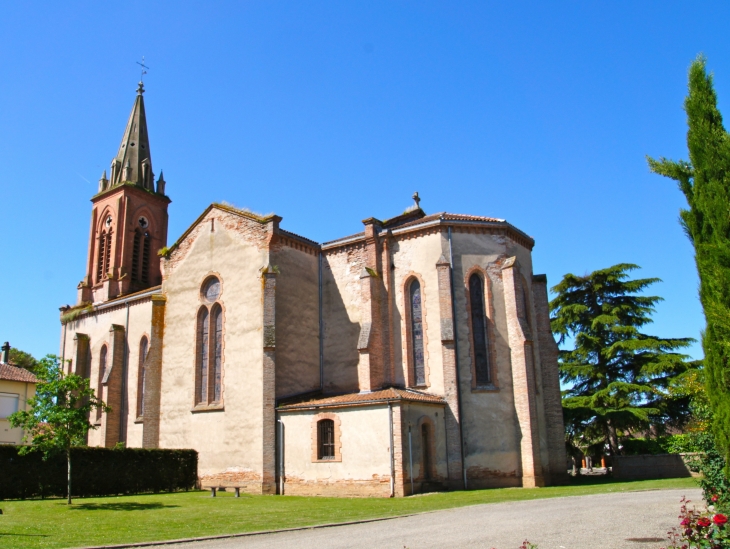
left=0, top=393, right=19, bottom=419
left=317, top=419, right=335, bottom=460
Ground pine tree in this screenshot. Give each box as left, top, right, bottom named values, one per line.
left=648, top=55, right=730, bottom=471
left=550, top=264, right=694, bottom=456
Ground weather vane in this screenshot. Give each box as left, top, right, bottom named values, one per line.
left=136, top=57, right=149, bottom=82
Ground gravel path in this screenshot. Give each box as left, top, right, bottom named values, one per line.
left=152, top=488, right=701, bottom=549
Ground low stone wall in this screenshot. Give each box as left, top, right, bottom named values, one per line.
left=612, top=454, right=692, bottom=480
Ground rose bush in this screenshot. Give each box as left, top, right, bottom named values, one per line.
left=663, top=497, right=730, bottom=549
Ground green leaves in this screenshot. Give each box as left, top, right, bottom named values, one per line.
left=8, top=354, right=109, bottom=459
left=551, top=264, right=695, bottom=456
left=648, top=55, right=730, bottom=477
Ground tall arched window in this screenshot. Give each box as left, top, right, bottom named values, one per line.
left=96, top=345, right=108, bottom=420
left=317, top=419, right=335, bottom=460
left=196, top=308, right=209, bottom=405
left=409, top=279, right=426, bottom=386
left=211, top=305, right=223, bottom=403
left=469, top=273, right=491, bottom=386
left=137, top=336, right=148, bottom=417
left=195, top=276, right=224, bottom=407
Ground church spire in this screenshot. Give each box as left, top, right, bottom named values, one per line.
left=110, top=81, right=155, bottom=191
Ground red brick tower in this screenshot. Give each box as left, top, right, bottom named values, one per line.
left=77, top=82, right=170, bottom=304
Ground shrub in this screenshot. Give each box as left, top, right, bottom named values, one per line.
left=0, top=446, right=197, bottom=500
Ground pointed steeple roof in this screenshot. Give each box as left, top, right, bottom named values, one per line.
left=110, top=82, right=154, bottom=191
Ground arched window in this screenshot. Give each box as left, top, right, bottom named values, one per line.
left=96, top=345, right=107, bottom=420
left=211, top=305, right=223, bottom=403
left=137, top=336, right=148, bottom=417
left=317, top=419, right=335, bottom=460
left=195, top=276, right=224, bottom=407
left=409, top=279, right=426, bottom=386
left=421, top=423, right=431, bottom=480
left=469, top=273, right=491, bottom=386
left=196, top=308, right=209, bottom=405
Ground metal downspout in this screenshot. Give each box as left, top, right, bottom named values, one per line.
left=389, top=402, right=395, bottom=497
left=448, top=227, right=468, bottom=489
left=408, top=424, right=414, bottom=496
left=319, top=251, right=324, bottom=391
left=277, top=416, right=285, bottom=495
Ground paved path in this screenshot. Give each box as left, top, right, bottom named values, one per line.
left=157, top=488, right=700, bottom=549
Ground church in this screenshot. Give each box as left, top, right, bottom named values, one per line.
left=59, top=82, right=567, bottom=497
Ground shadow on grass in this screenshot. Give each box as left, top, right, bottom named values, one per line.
left=69, top=502, right=179, bottom=511
left=0, top=533, right=49, bottom=537
left=566, top=474, right=697, bottom=487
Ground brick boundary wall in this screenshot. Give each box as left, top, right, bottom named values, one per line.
left=612, top=454, right=692, bottom=480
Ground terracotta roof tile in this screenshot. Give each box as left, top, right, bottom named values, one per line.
left=277, top=387, right=445, bottom=410
left=393, top=212, right=505, bottom=230
left=0, top=363, right=38, bottom=383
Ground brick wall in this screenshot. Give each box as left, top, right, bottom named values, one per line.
left=142, top=295, right=166, bottom=448
left=502, top=259, right=544, bottom=487
left=531, top=275, right=569, bottom=485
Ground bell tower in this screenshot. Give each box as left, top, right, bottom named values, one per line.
left=77, top=82, right=171, bottom=304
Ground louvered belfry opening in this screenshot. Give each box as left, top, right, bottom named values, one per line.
left=141, top=232, right=151, bottom=284
left=318, top=419, right=335, bottom=460
left=97, top=232, right=107, bottom=283
left=131, top=231, right=141, bottom=281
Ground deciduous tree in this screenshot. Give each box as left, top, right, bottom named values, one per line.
left=9, top=355, right=109, bottom=504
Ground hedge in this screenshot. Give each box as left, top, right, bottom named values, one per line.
left=0, top=446, right=198, bottom=500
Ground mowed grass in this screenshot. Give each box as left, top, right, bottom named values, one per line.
left=1, top=476, right=698, bottom=549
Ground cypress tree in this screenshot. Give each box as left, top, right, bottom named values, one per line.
left=648, top=55, right=730, bottom=471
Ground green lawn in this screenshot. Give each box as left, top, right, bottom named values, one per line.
left=0, top=477, right=698, bottom=549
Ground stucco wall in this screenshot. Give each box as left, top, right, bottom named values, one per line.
left=321, top=245, right=366, bottom=393
left=450, top=230, right=534, bottom=487
left=398, top=402, right=448, bottom=493
left=160, top=208, right=269, bottom=486
left=390, top=232, right=444, bottom=392
left=280, top=405, right=392, bottom=496
left=272, top=243, right=320, bottom=398
left=0, top=379, right=36, bottom=445
left=60, top=298, right=154, bottom=448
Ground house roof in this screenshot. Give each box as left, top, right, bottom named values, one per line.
left=0, top=363, right=38, bottom=383
left=277, top=387, right=445, bottom=410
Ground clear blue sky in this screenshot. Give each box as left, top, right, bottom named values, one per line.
left=2, top=1, right=727, bottom=360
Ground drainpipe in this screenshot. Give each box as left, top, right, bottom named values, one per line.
left=318, top=251, right=324, bottom=391
left=61, top=323, right=68, bottom=369
left=448, top=227, right=468, bottom=489
left=408, top=424, right=414, bottom=496
left=277, top=417, right=285, bottom=495
left=118, top=302, right=130, bottom=444
left=388, top=403, right=395, bottom=497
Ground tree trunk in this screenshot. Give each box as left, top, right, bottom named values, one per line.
left=67, top=447, right=72, bottom=505
left=606, top=420, right=621, bottom=456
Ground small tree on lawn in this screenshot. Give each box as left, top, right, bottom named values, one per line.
left=9, top=354, right=109, bottom=504
left=550, top=263, right=696, bottom=456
